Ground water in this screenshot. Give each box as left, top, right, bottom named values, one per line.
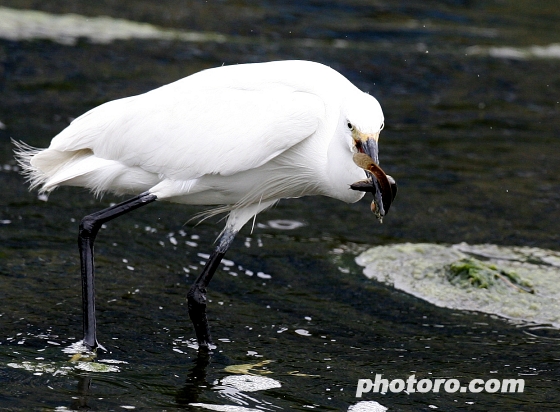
left=1, top=1, right=559, bottom=410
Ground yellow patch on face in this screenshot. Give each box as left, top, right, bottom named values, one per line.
left=352, top=129, right=380, bottom=144
left=352, top=129, right=380, bottom=154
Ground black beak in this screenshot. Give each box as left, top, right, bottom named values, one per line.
left=362, top=138, right=379, bottom=165
left=350, top=150, right=397, bottom=222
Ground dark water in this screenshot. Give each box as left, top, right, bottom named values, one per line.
left=1, top=1, right=559, bottom=411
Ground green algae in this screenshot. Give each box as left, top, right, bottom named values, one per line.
left=356, top=243, right=560, bottom=327
left=447, top=258, right=534, bottom=293
left=7, top=359, right=120, bottom=375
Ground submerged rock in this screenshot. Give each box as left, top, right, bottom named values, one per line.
left=356, top=243, right=560, bottom=327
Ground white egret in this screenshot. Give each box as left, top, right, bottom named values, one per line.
left=14, top=60, right=396, bottom=352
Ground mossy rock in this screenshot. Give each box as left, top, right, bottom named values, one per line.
left=356, top=243, right=560, bottom=326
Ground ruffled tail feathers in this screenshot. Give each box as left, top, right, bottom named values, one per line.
left=11, top=138, right=49, bottom=193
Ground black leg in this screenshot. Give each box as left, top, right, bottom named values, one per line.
left=78, top=191, right=157, bottom=351
left=187, top=229, right=237, bottom=350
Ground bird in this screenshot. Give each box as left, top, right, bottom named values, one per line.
left=14, top=60, right=396, bottom=353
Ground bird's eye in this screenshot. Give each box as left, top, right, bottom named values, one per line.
left=347, top=122, right=354, bottom=130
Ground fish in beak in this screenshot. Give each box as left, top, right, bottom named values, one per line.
left=350, top=132, right=397, bottom=223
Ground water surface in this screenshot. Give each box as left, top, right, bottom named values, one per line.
left=1, top=1, right=559, bottom=410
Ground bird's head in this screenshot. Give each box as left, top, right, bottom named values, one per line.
left=342, top=92, right=397, bottom=221
left=347, top=121, right=381, bottom=165
left=342, top=91, right=384, bottom=163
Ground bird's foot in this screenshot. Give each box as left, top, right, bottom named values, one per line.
left=187, top=284, right=215, bottom=351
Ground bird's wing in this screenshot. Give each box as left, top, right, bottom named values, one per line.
left=49, top=83, right=324, bottom=181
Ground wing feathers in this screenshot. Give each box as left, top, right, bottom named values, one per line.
left=48, top=86, right=323, bottom=184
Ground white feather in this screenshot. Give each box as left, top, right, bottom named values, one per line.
left=14, top=60, right=385, bottom=229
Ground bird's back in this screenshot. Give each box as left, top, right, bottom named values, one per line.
left=16, top=61, right=361, bottom=204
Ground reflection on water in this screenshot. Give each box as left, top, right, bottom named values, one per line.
left=468, top=43, right=560, bottom=60
left=348, top=401, right=388, bottom=412
left=1, top=0, right=560, bottom=410
left=2, top=6, right=560, bottom=59
left=0, top=6, right=228, bottom=45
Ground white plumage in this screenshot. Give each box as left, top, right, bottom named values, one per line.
left=14, top=60, right=391, bottom=350
left=17, top=60, right=384, bottom=227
